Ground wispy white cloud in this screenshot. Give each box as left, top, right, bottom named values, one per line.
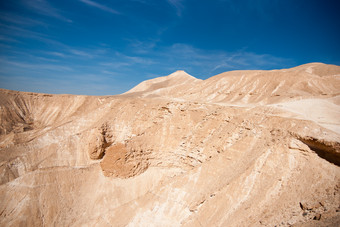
left=0, top=23, right=45, bottom=38
left=24, top=0, right=72, bottom=22
left=0, top=35, right=19, bottom=43
left=127, top=39, right=158, bottom=54
left=69, top=49, right=94, bottom=58
left=45, top=52, right=67, bottom=58
left=0, top=12, right=47, bottom=26
left=79, top=0, right=120, bottom=14
left=0, top=37, right=293, bottom=96
left=0, top=58, right=73, bottom=71
left=167, top=0, right=185, bottom=16
left=84, top=42, right=291, bottom=80
left=6, top=51, right=61, bottom=63
left=98, top=51, right=156, bottom=70
left=0, top=43, right=13, bottom=49
left=101, top=70, right=120, bottom=76
left=124, top=55, right=155, bottom=65
left=0, top=23, right=69, bottom=49
left=0, top=73, right=118, bottom=95
left=142, top=43, right=293, bottom=77
left=45, top=47, right=104, bottom=59
left=100, top=62, right=132, bottom=69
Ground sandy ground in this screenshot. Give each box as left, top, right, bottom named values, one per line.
left=270, top=97, right=340, bottom=134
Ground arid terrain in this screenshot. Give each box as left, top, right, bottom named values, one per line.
left=0, top=62, right=340, bottom=226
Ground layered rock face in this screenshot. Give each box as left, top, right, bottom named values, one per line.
left=0, top=63, right=340, bottom=226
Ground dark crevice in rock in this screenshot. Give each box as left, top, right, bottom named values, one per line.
left=297, top=137, right=340, bottom=166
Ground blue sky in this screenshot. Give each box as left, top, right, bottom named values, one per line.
left=0, top=0, right=339, bottom=95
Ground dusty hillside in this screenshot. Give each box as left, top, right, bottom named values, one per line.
left=1, top=63, right=340, bottom=226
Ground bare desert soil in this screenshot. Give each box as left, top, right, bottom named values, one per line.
left=0, top=62, right=340, bottom=226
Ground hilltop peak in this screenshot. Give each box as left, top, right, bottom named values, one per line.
left=167, top=70, right=194, bottom=78
left=125, top=70, right=200, bottom=95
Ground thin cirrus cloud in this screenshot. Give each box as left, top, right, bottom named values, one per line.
left=69, top=49, right=94, bottom=58
left=0, top=58, right=73, bottom=72
left=167, top=0, right=185, bottom=16
left=0, top=12, right=46, bottom=27
left=24, top=0, right=72, bottom=22
left=135, top=43, right=292, bottom=77
left=0, top=23, right=47, bottom=43
left=79, top=0, right=120, bottom=14
left=0, top=23, right=69, bottom=50
left=0, top=40, right=292, bottom=95
left=45, top=52, right=67, bottom=58
left=0, top=35, right=18, bottom=43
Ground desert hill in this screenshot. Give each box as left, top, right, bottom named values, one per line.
left=126, top=63, right=340, bottom=105
left=0, top=63, right=340, bottom=226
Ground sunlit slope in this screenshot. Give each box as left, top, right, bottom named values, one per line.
left=1, top=63, right=340, bottom=227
